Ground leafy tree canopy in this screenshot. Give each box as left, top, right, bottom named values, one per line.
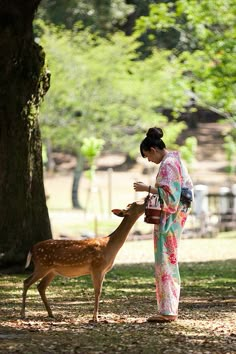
left=36, top=0, right=134, bottom=34
left=135, top=0, right=236, bottom=123
left=36, top=21, right=188, bottom=158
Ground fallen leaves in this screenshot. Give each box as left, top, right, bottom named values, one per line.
left=1, top=259, right=236, bottom=353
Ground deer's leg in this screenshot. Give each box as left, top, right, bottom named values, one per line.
left=21, top=270, right=46, bottom=318
left=91, top=271, right=105, bottom=322
left=37, top=272, right=56, bottom=318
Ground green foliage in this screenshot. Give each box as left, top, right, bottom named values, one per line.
left=81, top=137, right=105, bottom=165
left=81, top=137, right=105, bottom=180
left=36, top=20, right=187, bottom=158
left=223, top=135, right=236, bottom=174
left=179, top=136, right=198, bottom=168
left=135, top=0, right=236, bottom=122
left=37, top=0, right=134, bottom=34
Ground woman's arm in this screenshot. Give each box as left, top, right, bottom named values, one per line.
left=133, top=182, right=158, bottom=194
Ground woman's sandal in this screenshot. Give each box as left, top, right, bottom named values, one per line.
left=147, top=315, right=177, bottom=323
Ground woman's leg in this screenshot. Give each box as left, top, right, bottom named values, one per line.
left=154, top=231, right=180, bottom=316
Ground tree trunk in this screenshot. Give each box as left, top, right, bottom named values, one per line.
left=0, top=0, right=52, bottom=268
left=45, top=138, right=55, bottom=172
left=72, top=154, right=84, bottom=209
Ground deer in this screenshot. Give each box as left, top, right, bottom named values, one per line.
left=20, top=200, right=145, bottom=322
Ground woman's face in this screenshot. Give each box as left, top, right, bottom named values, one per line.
left=142, top=147, right=164, bottom=164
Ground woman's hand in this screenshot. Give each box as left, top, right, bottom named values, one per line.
left=133, top=181, right=148, bottom=192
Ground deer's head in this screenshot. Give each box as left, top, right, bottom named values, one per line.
left=112, top=200, right=145, bottom=218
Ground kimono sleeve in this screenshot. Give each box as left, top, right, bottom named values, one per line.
left=157, top=161, right=182, bottom=213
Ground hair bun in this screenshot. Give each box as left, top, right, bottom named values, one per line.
left=146, top=127, right=163, bottom=140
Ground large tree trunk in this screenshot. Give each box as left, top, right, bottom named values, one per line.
left=0, top=0, right=52, bottom=268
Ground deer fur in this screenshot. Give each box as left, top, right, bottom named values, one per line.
left=20, top=200, right=145, bottom=321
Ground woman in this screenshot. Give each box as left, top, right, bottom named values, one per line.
left=133, top=127, right=193, bottom=323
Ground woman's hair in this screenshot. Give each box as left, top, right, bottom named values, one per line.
left=140, top=127, right=166, bottom=157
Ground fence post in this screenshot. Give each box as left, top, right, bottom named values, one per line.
left=193, top=184, right=209, bottom=237
left=232, top=184, right=236, bottom=214
left=219, top=186, right=231, bottom=214
left=108, top=168, right=113, bottom=218
left=193, top=184, right=209, bottom=215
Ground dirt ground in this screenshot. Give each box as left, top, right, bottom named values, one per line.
left=0, top=257, right=235, bottom=354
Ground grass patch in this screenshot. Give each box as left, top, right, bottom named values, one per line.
left=180, top=260, right=236, bottom=296
left=218, top=230, right=236, bottom=239
left=1, top=260, right=235, bottom=318
left=0, top=249, right=235, bottom=353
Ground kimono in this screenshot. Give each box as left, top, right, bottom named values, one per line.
left=154, top=151, right=193, bottom=316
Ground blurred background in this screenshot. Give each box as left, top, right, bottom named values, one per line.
left=36, top=0, right=236, bottom=240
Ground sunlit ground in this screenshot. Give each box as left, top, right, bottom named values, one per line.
left=0, top=253, right=235, bottom=353
left=1, top=169, right=233, bottom=353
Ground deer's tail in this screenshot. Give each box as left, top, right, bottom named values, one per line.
left=25, top=251, right=32, bottom=269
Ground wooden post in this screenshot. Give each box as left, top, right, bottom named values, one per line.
left=108, top=168, right=113, bottom=218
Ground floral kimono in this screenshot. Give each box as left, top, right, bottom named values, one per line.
left=154, top=151, right=193, bottom=316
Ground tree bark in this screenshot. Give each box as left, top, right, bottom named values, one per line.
left=72, top=154, right=84, bottom=209
left=0, top=0, right=52, bottom=268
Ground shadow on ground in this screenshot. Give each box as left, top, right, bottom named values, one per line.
left=0, top=260, right=235, bottom=353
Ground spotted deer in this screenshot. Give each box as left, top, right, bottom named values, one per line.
left=21, top=200, right=145, bottom=321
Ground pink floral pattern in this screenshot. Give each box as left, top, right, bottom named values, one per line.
left=153, top=152, right=193, bottom=316
left=169, top=253, right=177, bottom=264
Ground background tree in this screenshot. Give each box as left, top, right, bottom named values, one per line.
left=0, top=0, right=52, bottom=268
left=135, top=0, right=236, bottom=124
left=223, top=135, right=236, bottom=175
left=179, top=136, right=198, bottom=171
left=36, top=0, right=178, bottom=51
left=38, top=22, right=189, bottom=152
left=81, top=137, right=105, bottom=186
left=37, top=22, right=189, bottom=208
left=36, top=0, right=134, bottom=34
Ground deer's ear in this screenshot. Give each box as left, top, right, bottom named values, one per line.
left=112, top=209, right=125, bottom=217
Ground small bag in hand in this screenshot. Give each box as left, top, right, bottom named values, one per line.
left=144, top=187, right=163, bottom=225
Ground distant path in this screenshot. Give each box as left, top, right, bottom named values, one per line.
left=115, top=236, right=236, bottom=264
